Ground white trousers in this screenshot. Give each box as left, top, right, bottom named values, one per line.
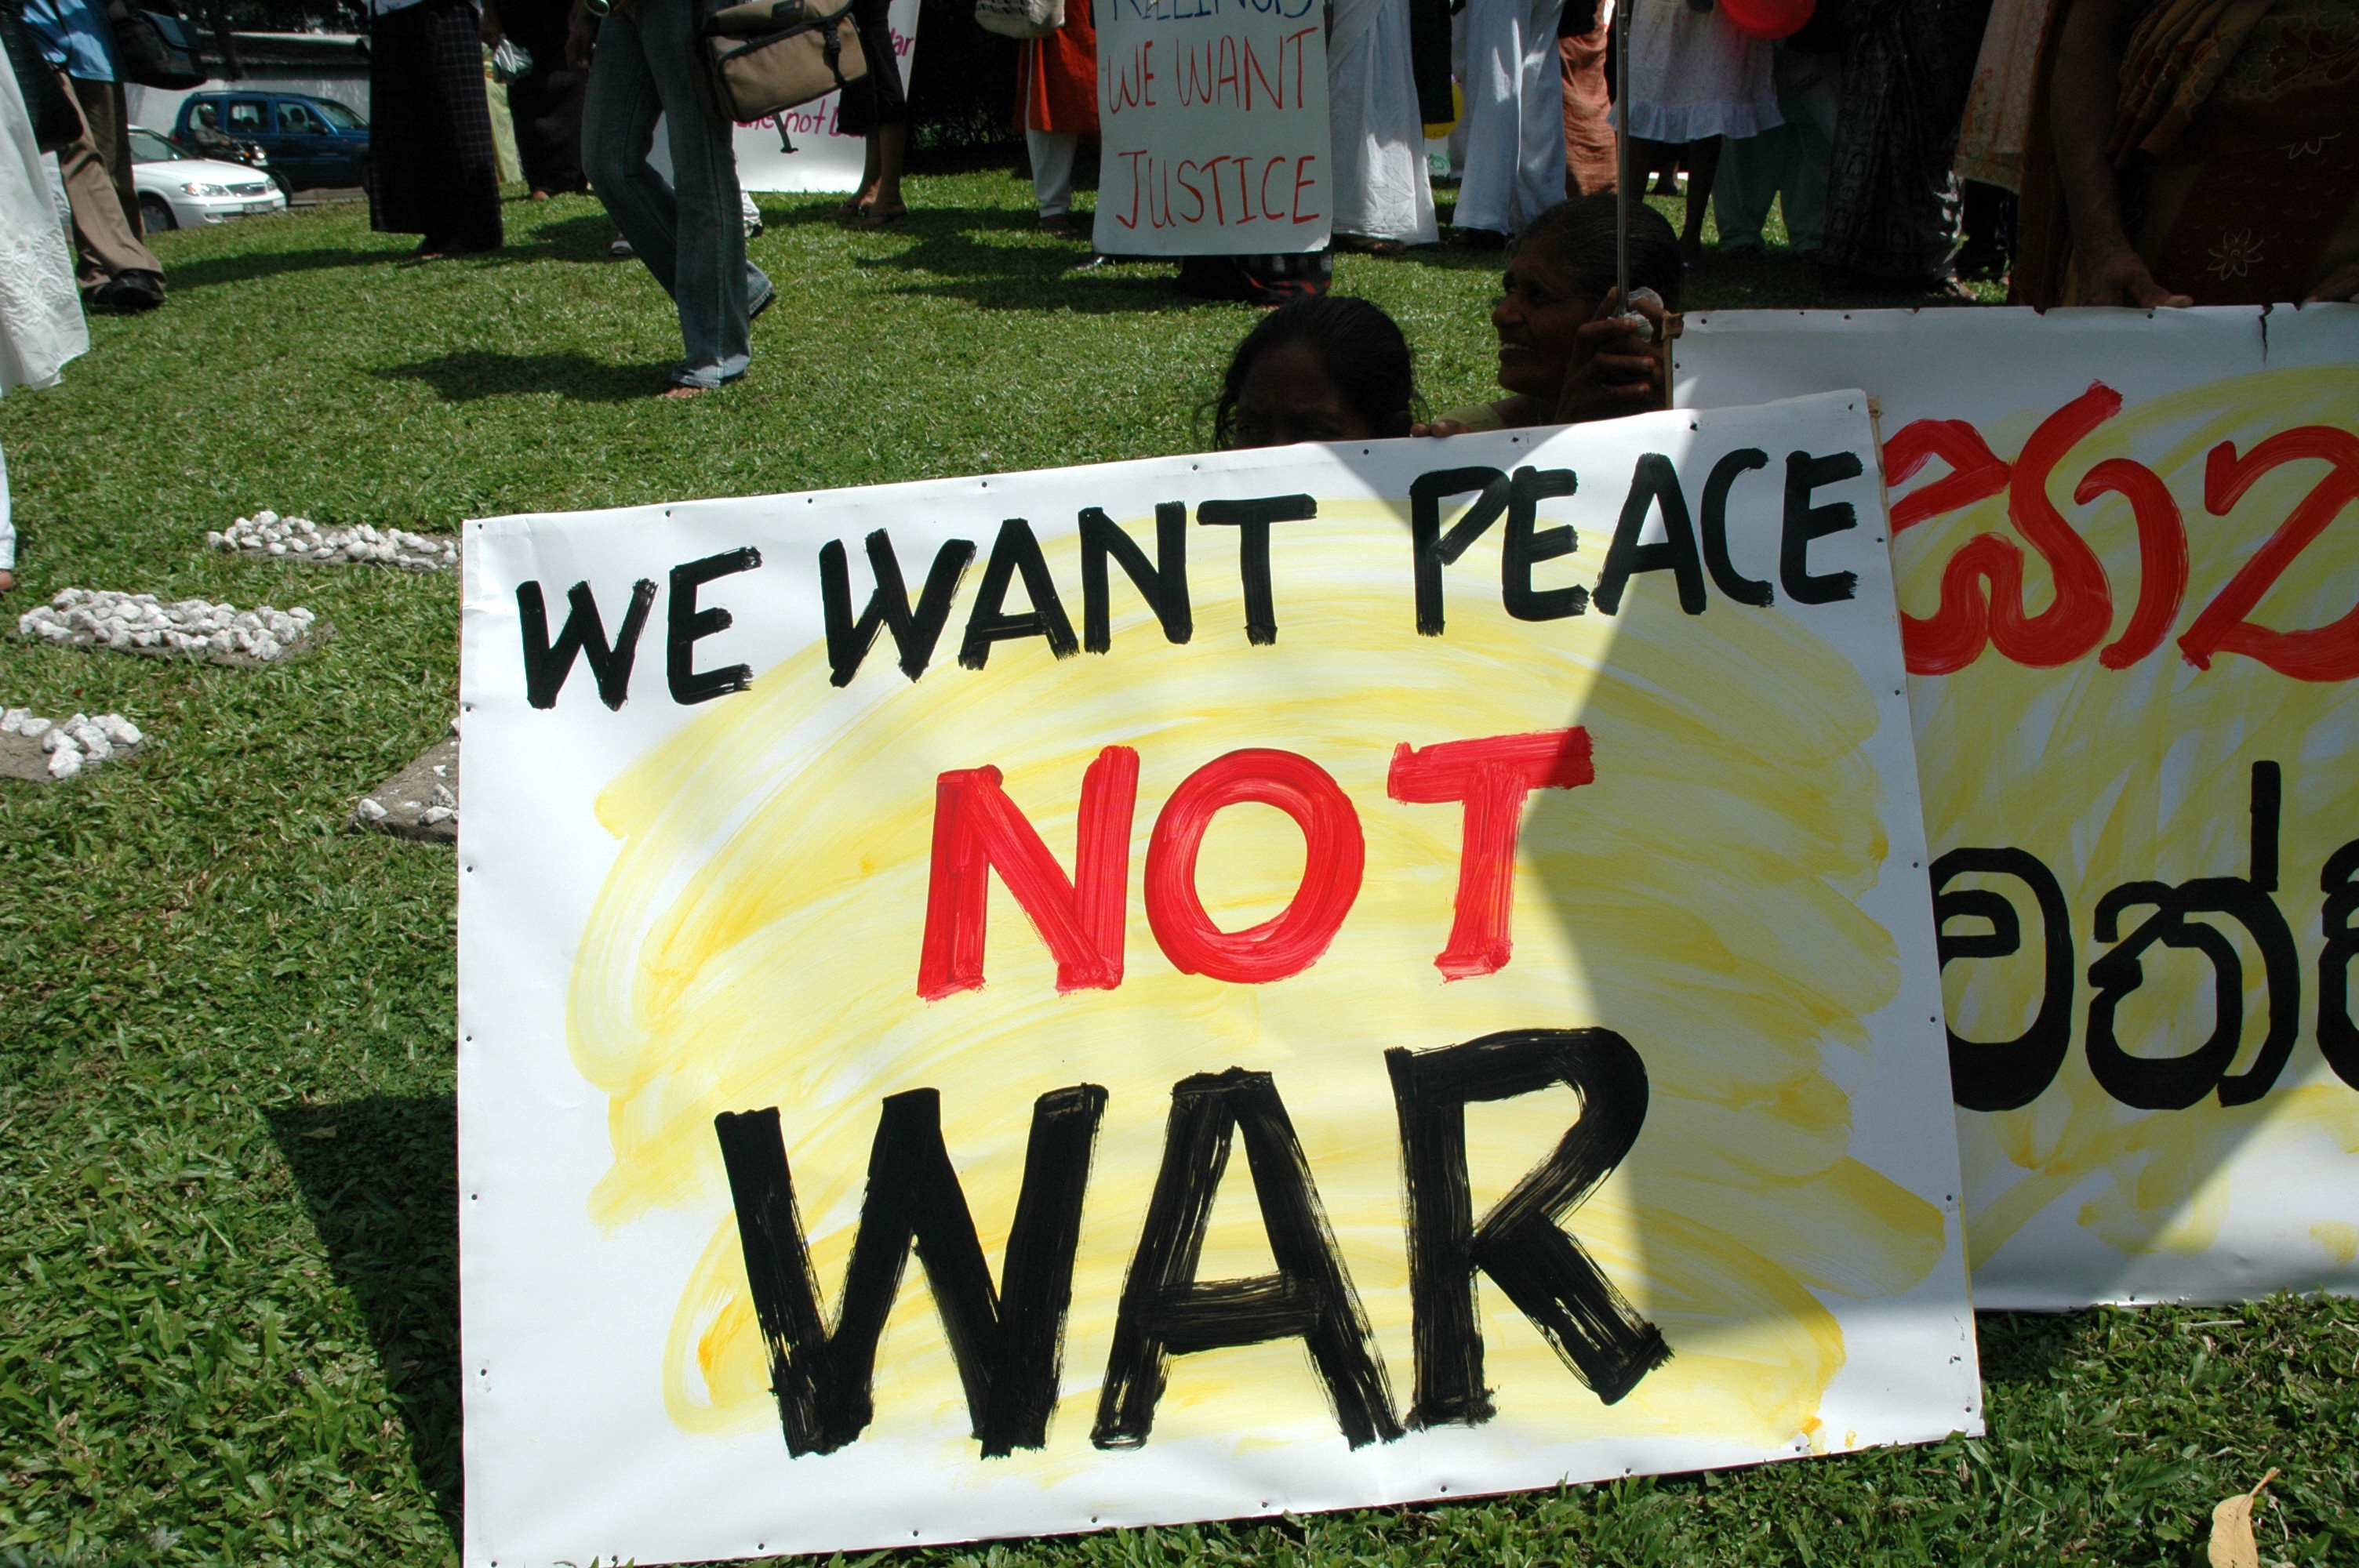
left=1454, top=0, right=1568, bottom=236
left=1027, top=129, right=1078, bottom=216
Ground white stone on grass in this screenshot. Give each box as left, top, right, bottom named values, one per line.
left=5, top=703, right=144, bottom=781
left=355, top=797, right=390, bottom=821
left=16, top=588, right=316, bottom=665
left=212, top=510, right=459, bottom=573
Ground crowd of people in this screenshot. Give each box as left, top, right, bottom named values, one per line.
left=2, top=0, right=2357, bottom=413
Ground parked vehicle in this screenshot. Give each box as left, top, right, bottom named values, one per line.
left=173, top=90, right=369, bottom=194
left=129, top=127, right=288, bottom=230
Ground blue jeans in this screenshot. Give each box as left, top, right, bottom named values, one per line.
left=582, top=0, right=771, bottom=387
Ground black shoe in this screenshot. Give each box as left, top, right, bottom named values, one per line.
left=1448, top=225, right=1508, bottom=250
left=93, top=270, right=165, bottom=313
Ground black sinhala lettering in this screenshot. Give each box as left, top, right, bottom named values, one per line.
left=714, top=1086, right=1107, bottom=1458
left=2319, top=836, right=2359, bottom=1090
left=1385, top=1028, right=1668, bottom=1426
left=1932, top=848, right=2075, bottom=1112
left=2085, top=762, right=2300, bottom=1109
left=959, top=517, right=1081, bottom=670
left=1197, top=494, right=1318, bottom=645
left=517, top=576, right=656, bottom=711
left=1699, top=448, right=1774, bottom=607
left=820, top=529, right=977, bottom=687
left=1408, top=466, right=1509, bottom=636
left=1593, top=453, right=1706, bottom=615
left=1080, top=503, right=1192, bottom=652
left=1503, top=466, right=1584, bottom=622
left=1779, top=449, right=1863, bottom=605
left=667, top=548, right=762, bottom=705
left=1092, top=1068, right=1400, bottom=1450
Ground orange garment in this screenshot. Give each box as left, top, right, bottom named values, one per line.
left=1559, top=21, right=1618, bottom=196
left=1018, top=3, right=1100, bottom=136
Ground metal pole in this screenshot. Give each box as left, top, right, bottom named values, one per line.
left=1614, top=0, right=1629, bottom=311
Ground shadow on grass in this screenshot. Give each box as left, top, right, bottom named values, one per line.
left=267, top=1094, right=460, bottom=1539
left=377, top=351, right=671, bottom=402
left=1974, top=1308, right=2093, bottom=1392
left=159, top=243, right=409, bottom=293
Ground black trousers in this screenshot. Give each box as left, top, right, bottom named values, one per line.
left=369, top=0, right=505, bottom=249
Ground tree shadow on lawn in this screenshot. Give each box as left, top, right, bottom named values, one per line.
left=377, top=351, right=674, bottom=402
left=268, top=1093, right=460, bottom=1538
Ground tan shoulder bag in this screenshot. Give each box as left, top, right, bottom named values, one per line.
left=700, top=0, right=869, bottom=125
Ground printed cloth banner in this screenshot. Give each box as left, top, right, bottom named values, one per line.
left=1091, top=0, right=1331, bottom=254
left=729, top=0, right=920, bottom=193
left=456, top=393, right=1979, bottom=1567
left=1674, top=306, right=2359, bottom=1309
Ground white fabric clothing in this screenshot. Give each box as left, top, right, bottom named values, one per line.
left=1625, top=0, right=1782, bottom=143
left=1328, top=0, right=1438, bottom=243
left=0, top=45, right=87, bottom=401
left=1454, top=0, right=1568, bottom=234
left=1027, top=127, right=1077, bottom=216
left=2, top=65, right=89, bottom=573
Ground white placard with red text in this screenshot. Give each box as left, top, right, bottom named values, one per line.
left=1091, top=0, right=1331, bottom=254
left=729, top=0, right=921, bottom=194
left=1675, top=306, right=2359, bottom=1309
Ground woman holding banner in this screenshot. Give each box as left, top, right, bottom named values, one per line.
left=1417, top=194, right=1681, bottom=434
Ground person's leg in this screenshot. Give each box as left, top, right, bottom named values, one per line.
left=1027, top=127, right=1078, bottom=215
left=1776, top=47, right=1840, bottom=254
left=637, top=0, right=765, bottom=385
left=419, top=0, right=506, bottom=250
left=850, top=0, right=908, bottom=223
left=0, top=439, right=16, bottom=592
left=1452, top=0, right=1522, bottom=235
left=1712, top=124, right=1787, bottom=251
left=57, top=74, right=162, bottom=302
left=581, top=6, right=677, bottom=292
left=1508, top=0, right=1567, bottom=231
left=1677, top=135, right=1721, bottom=262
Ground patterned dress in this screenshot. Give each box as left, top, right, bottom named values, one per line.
left=1820, top=0, right=1997, bottom=284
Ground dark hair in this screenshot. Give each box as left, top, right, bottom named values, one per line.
left=1212, top=295, right=1418, bottom=448
left=1514, top=194, right=1684, bottom=312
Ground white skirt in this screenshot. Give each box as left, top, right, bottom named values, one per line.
left=0, top=67, right=86, bottom=397
left=1329, top=0, right=1440, bottom=243
left=1625, top=0, right=1785, bottom=144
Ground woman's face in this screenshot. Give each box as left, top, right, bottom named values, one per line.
left=1231, top=342, right=1389, bottom=447
left=1492, top=245, right=1599, bottom=401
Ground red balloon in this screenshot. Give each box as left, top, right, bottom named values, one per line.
left=1721, top=0, right=1813, bottom=39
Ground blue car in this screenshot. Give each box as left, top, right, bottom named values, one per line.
left=174, top=91, right=369, bottom=194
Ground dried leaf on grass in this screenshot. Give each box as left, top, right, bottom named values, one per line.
left=2206, top=1467, right=2280, bottom=1568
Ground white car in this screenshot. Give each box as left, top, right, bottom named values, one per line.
left=129, top=127, right=286, bottom=231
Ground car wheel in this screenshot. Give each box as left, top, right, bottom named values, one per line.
left=138, top=192, right=176, bottom=233
left=271, top=169, right=296, bottom=198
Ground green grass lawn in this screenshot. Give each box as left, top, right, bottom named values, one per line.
left=0, top=169, right=2343, bottom=1567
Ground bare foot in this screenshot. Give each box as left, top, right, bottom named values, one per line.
left=0, top=568, right=14, bottom=592
left=659, top=384, right=706, bottom=401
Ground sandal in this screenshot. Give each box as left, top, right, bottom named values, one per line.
left=852, top=205, right=907, bottom=230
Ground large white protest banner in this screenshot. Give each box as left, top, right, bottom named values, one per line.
left=1091, top=0, right=1331, bottom=254
left=456, top=393, right=1979, bottom=1566
left=1675, top=307, right=2359, bottom=1309
left=729, top=0, right=920, bottom=194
